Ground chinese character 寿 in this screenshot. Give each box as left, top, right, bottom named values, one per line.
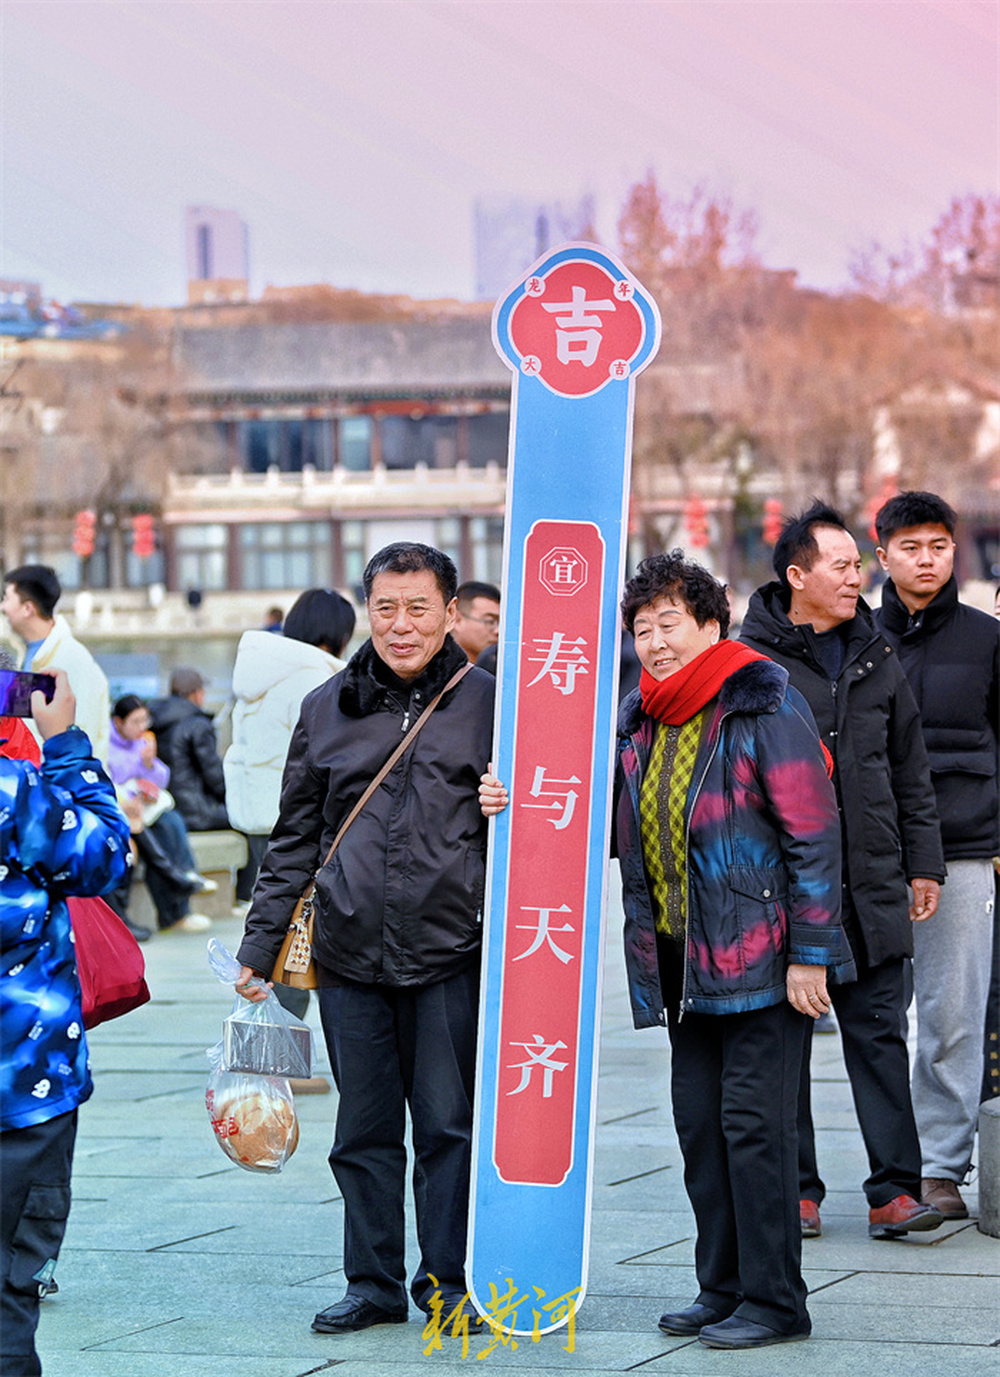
left=526, top=633, right=589, bottom=696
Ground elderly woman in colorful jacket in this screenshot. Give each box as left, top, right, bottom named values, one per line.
left=615, top=550, right=851, bottom=1349
left=479, top=552, right=849, bottom=1349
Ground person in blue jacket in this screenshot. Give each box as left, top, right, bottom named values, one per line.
left=1, top=669, right=131, bottom=1377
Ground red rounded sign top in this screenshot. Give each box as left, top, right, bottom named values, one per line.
left=507, top=260, right=646, bottom=398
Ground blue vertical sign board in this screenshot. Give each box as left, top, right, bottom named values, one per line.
left=468, top=244, right=661, bottom=1333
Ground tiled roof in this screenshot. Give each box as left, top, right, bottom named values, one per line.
left=176, top=319, right=510, bottom=396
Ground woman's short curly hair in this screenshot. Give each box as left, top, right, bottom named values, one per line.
left=621, top=550, right=730, bottom=637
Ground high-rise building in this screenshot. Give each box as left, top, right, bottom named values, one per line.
left=184, top=206, right=249, bottom=304
left=473, top=194, right=597, bottom=299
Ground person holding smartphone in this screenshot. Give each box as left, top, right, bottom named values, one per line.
left=1, top=669, right=130, bottom=1376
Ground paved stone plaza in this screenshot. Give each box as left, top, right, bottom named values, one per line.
left=36, top=882, right=998, bottom=1377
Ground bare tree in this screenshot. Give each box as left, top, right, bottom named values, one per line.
left=2, top=322, right=222, bottom=586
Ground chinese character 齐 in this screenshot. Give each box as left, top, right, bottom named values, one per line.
left=507, top=1033, right=569, bottom=1098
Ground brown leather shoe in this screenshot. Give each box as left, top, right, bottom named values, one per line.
left=868, top=1194, right=943, bottom=1239
left=800, top=1200, right=821, bottom=1238
left=921, top=1177, right=969, bottom=1219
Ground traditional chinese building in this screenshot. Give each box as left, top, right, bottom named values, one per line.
left=164, top=311, right=511, bottom=600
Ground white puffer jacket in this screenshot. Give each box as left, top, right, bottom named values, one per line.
left=223, top=631, right=344, bottom=834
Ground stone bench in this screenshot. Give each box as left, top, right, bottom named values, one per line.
left=130, top=828, right=249, bottom=925
left=186, top=830, right=249, bottom=917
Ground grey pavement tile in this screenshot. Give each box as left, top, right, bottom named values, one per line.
left=809, top=1270, right=1000, bottom=1308
left=585, top=1263, right=699, bottom=1297
left=804, top=1300, right=997, bottom=1344
left=62, top=1204, right=344, bottom=1256
left=800, top=1223, right=997, bottom=1274
left=37, top=1355, right=328, bottom=1377
left=616, top=1341, right=999, bottom=1377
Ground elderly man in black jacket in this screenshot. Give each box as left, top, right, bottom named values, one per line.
left=741, top=501, right=946, bottom=1241
left=874, top=491, right=999, bottom=1222
left=235, top=543, right=494, bottom=1334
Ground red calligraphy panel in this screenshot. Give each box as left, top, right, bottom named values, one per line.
left=493, top=520, right=605, bottom=1185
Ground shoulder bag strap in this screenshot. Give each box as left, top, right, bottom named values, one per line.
left=312, top=659, right=474, bottom=877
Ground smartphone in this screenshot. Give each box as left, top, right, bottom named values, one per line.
left=0, top=670, right=56, bottom=717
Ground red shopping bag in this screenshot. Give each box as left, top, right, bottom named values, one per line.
left=68, top=895, right=151, bottom=1029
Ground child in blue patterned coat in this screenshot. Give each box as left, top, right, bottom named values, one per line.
left=1, top=669, right=130, bottom=1376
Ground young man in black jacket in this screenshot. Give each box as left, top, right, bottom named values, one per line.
left=741, top=501, right=946, bottom=1240
left=234, top=543, right=495, bottom=1334
left=875, top=491, right=999, bottom=1221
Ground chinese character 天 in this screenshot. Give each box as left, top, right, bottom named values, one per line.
left=513, top=903, right=576, bottom=964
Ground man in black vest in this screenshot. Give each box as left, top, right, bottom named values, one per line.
left=874, top=491, right=999, bottom=1221
left=741, top=501, right=945, bottom=1239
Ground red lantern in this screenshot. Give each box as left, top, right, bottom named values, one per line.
left=72, top=509, right=97, bottom=558
left=132, top=513, right=156, bottom=560
left=684, top=495, right=710, bottom=549
left=762, top=497, right=784, bottom=546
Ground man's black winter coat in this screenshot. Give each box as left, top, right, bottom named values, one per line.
left=741, top=584, right=945, bottom=968
left=237, top=636, right=494, bottom=987
left=876, top=576, right=999, bottom=861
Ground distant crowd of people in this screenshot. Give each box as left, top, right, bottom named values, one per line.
left=1, top=490, right=997, bottom=1370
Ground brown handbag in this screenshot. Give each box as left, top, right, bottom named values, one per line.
left=270, top=661, right=474, bottom=989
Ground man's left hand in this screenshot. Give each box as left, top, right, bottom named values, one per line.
left=479, top=767, right=508, bottom=816
left=910, top=878, right=940, bottom=922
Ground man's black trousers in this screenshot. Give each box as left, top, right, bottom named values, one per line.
left=798, top=954, right=922, bottom=1207
left=318, top=964, right=478, bottom=1313
left=1, top=1109, right=78, bottom=1377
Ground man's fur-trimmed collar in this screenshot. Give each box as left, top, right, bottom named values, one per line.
left=339, top=633, right=470, bottom=718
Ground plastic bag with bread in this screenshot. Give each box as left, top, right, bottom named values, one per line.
left=206, top=1057, right=299, bottom=1173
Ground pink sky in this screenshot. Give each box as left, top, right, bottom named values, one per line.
left=2, top=1, right=996, bottom=305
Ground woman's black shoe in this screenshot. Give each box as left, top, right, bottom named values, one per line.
left=658, top=1302, right=735, bottom=1335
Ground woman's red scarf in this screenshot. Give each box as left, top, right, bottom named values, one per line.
left=640, top=639, right=768, bottom=726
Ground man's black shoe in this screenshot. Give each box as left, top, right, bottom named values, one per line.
left=658, top=1302, right=735, bottom=1336
left=425, top=1292, right=480, bottom=1326
left=312, top=1295, right=408, bottom=1333
left=698, top=1315, right=811, bottom=1348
